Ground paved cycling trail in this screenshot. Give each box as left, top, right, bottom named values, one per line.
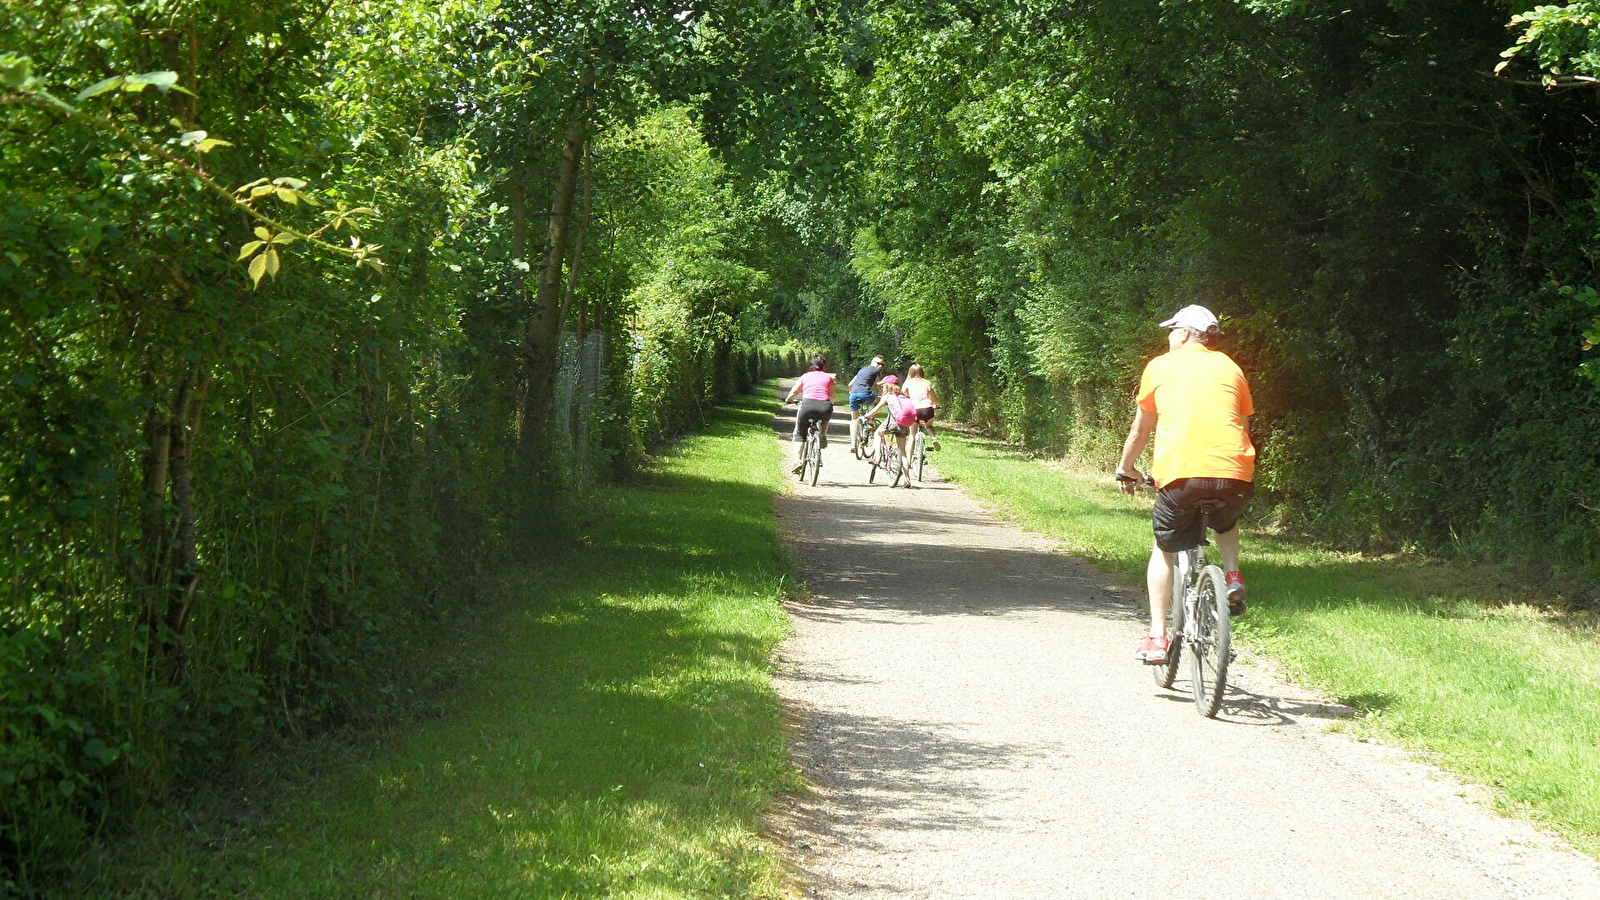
left=767, top=400, right=1600, bottom=900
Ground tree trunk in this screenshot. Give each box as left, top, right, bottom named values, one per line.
left=161, top=363, right=202, bottom=680
left=137, top=360, right=206, bottom=683
left=508, top=177, right=528, bottom=262
left=138, top=378, right=172, bottom=607
left=517, top=70, right=595, bottom=497
left=559, top=146, right=593, bottom=337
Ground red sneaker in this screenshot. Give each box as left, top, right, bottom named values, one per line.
left=1135, top=634, right=1169, bottom=665
left=1225, top=570, right=1246, bottom=618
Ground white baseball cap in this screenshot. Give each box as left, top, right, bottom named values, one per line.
left=1158, top=304, right=1219, bottom=332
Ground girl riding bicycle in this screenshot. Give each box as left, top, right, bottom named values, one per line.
left=903, top=364, right=942, bottom=451
left=784, top=354, right=836, bottom=474
left=859, top=376, right=918, bottom=482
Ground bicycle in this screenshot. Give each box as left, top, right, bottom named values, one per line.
left=849, top=414, right=871, bottom=460
left=1118, top=474, right=1232, bottom=717
left=909, top=428, right=928, bottom=482
left=867, top=425, right=907, bottom=488
left=798, top=417, right=824, bottom=486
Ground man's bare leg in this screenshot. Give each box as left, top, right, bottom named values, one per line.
left=1146, top=544, right=1176, bottom=637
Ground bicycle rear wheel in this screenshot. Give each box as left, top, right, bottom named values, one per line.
left=798, top=431, right=815, bottom=483
left=913, top=433, right=927, bottom=481
left=1151, top=589, right=1185, bottom=691
left=1152, top=552, right=1189, bottom=689
left=808, top=431, right=822, bottom=486
left=1188, top=565, right=1231, bottom=717
left=888, top=445, right=906, bottom=487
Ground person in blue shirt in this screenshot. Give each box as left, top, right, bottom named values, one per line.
left=846, top=355, right=884, bottom=456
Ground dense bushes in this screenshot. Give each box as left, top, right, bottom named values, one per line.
left=0, top=2, right=846, bottom=891
left=832, top=1, right=1600, bottom=574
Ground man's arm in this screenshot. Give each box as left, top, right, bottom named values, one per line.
left=1116, top=405, right=1158, bottom=493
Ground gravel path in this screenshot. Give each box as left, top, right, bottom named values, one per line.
left=768, top=401, right=1600, bottom=900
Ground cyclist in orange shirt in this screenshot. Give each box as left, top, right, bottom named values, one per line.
left=1115, top=305, right=1255, bottom=666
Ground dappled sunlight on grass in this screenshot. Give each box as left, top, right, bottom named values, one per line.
left=81, top=393, right=799, bottom=899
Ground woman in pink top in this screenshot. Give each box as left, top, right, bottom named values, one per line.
left=903, top=363, right=942, bottom=450
left=783, top=354, right=836, bottom=473
left=859, top=375, right=919, bottom=486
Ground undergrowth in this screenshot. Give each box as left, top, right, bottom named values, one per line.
left=48, top=391, right=800, bottom=899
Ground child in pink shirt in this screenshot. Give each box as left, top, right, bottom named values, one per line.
left=859, top=376, right=917, bottom=485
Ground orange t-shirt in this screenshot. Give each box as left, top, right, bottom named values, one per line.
left=1137, top=344, right=1256, bottom=487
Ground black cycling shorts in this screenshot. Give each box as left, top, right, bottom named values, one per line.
left=1152, top=477, right=1254, bottom=553
left=793, top=400, right=833, bottom=444
left=915, top=407, right=936, bottom=423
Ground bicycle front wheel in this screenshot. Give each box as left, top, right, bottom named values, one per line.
left=808, top=433, right=822, bottom=486
left=1187, top=565, right=1231, bottom=717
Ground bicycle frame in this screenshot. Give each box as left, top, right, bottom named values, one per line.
left=1147, top=504, right=1231, bottom=716
left=801, top=419, right=824, bottom=485
left=868, top=422, right=906, bottom=487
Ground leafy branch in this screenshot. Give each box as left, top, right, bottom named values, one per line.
left=1497, top=3, right=1600, bottom=89
left=0, top=52, right=383, bottom=287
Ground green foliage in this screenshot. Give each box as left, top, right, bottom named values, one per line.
left=51, top=393, right=800, bottom=899
left=1503, top=2, right=1600, bottom=84
left=0, top=0, right=508, bottom=888
left=839, top=0, right=1600, bottom=571
left=1, top=1, right=858, bottom=889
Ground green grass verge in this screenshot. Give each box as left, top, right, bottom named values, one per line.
left=933, top=430, right=1600, bottom=857
left=71, top=391, right=799, bottom=899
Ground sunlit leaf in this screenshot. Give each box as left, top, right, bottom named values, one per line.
left=238, top=241, right=264, bottom=260
left=253, top=226, right=272, bottom=241
left=264, top=248, right=281, bottom=277
left=248, top=252, right=268, bottom=287
left=0, top=53, right=35, bottom=90
left=274, top=187, right=299, bottom=204
left=271, top=177, right=308, bottom=190
left=76, top=76, right=124, bottom=100
left=123, top=71, right=180, bottom=93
